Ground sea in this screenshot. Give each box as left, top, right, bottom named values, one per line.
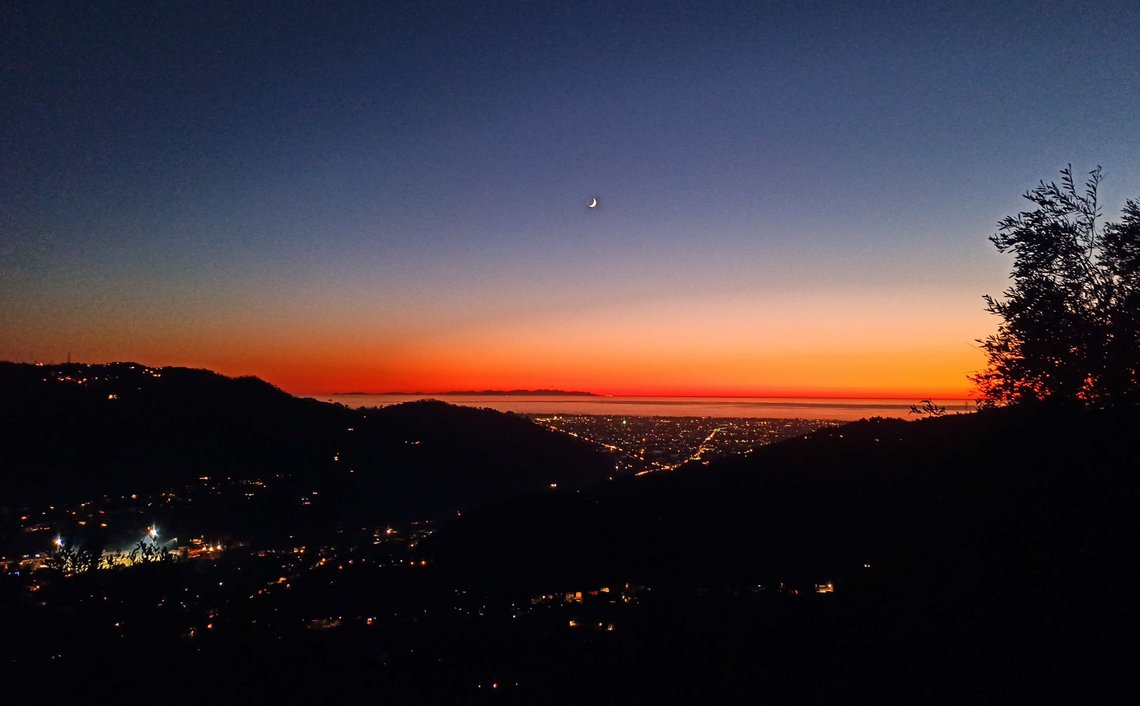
left=313, top=394, right=976, bottom=422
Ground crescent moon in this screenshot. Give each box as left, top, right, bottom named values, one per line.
left=588, top=197, right=598, bottom=208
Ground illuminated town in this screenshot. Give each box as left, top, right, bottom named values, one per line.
left=531, top=414, right=839, bottom=475
left=2, top=356, right=1136, bottom=703
left=1, top=399, right=847, bottom=679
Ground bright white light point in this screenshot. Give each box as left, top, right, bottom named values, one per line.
left=149, top=526, right=158, bottom=539
left=53, top=535, right=63, bottom=548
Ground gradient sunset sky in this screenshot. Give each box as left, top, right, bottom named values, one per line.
left=4, top=1, right=1140, bottom=397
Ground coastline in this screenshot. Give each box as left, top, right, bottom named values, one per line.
left=314, top=393, right=977, bottom=422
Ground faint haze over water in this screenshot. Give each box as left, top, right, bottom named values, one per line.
left=317, top=395, right=974, bottom=422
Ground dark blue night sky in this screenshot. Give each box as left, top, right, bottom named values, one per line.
left=4, top=1, right=1139, bottom=395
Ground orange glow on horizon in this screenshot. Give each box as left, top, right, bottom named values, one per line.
left=150, top=336, right=983, bottom=401
left=6, top=288, right=993, bottom=400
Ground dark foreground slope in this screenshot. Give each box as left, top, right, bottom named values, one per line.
left=4, top=369, right=1137, bottom=704
left=435, top=404, right=1139, bottom=590
left=421, top=404, right=1139, bottom=702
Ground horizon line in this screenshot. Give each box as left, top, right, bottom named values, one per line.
left=0, top=359, right=975, bottom=402
left=313, top=390, right=977, bottom=401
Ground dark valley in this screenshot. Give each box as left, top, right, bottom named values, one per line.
left=2, top=363, right=1136, bottom=704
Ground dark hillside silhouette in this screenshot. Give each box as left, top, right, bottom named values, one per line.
left=426, top=404, right=1139, bottom=702
left=330, top=399, right=615, bottom=522
left=431, top=405, right=1139, bottom=590
left=0, top=363, right=611, bottom=524
left=3, top=363, right=1137, bottom=704
left=0, top=362, right=345, bottom=502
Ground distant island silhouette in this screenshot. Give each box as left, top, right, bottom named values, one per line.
left=334, top=389, right=600, bottom=397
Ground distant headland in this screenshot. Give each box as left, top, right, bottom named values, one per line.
left=333, top=389, right=600, bottom=397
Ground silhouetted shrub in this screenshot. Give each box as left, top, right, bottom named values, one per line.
left=973, top=165, right=1140, bottom=407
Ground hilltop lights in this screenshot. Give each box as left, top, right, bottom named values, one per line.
left=148, top=526, right=158, bottom=540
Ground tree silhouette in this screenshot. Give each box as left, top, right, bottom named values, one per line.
left=973, top=166, right=1140, bottom=407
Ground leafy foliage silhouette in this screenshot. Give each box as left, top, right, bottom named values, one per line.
left=973, top=165, right=1140, bottom=407
left=908, top=399, right=946, bottom=417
